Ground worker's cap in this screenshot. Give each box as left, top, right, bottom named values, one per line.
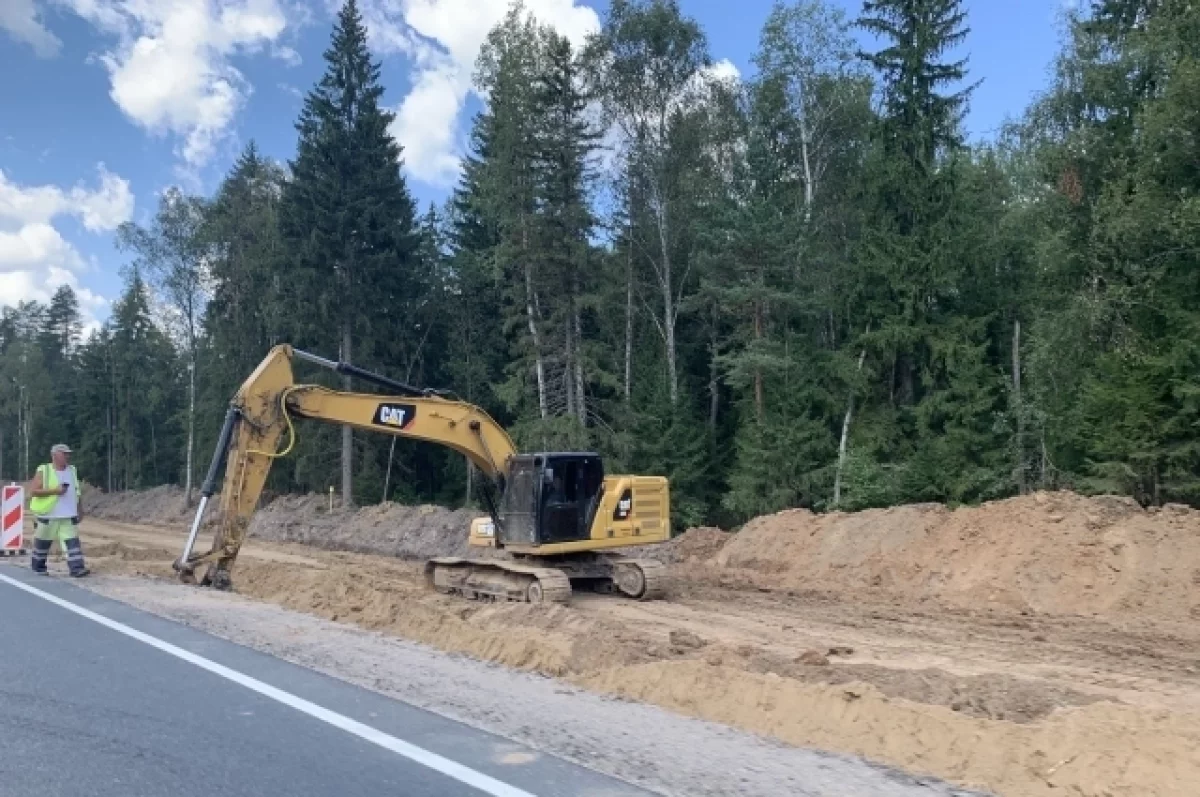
left=50, top=443, right=72, bottom=454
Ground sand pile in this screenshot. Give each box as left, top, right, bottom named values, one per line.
left=714, top=491, right=1200, bottom=620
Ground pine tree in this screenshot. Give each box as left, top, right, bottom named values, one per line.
left=105, top=269, right=183, bottom=489
left=279, top=0, right=419, bottom=505
left=840, top=0, right=1013, bottom=506
left=1035, top=0, right=1200, bottom=503
left=530, top=32, right=602, bottom=433
left=859, top=0, right=974, bottom=172
left=42, top=286, right=81, bottom=362
left=201, top=143, right=287, bottom=399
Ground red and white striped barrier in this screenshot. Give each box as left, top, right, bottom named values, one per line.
left=2, top=484, right=25, bottom=556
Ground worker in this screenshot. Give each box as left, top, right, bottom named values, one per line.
left=27, top=443, right=89, bottom=577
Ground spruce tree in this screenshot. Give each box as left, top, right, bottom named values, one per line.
left=279, top=0, right=419, bottom=505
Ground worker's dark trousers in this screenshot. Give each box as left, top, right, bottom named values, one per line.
left=30, top=538, right=52, bottom=574
left=30, top=537, right=87, bottom=576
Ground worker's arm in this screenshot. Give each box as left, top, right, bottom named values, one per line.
left=28, top=467, right=67, bottom=498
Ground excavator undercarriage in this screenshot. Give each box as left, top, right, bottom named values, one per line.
left=425, top=555, right=667, bottom=604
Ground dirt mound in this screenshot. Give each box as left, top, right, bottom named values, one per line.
left=248, top=495, right=478, bottom=559
left=581, top=661, right=1200, bottom=797
left=89, top=487, right=480, bottom=560
left=714, top=491, right=1200, bottom=621
left=627, top=526, right=732, bottom=564
left=75, top=514, right=1200, bottom=797
left=88, top=485, right=194, bottom=527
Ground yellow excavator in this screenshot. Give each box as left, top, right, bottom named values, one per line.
left=173, top=345, right=670, bottom=603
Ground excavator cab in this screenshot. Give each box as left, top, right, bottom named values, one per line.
left=495, top=453, right=604, bottom=547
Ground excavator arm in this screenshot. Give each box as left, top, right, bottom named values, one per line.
left=174, top=345, right=517, bottom=588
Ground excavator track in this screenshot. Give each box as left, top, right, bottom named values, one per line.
left=425, top=557, right=573, bottom=604
left=424, top=554, right=668, bottom=603
left=610, top=558, right=668, bottom=601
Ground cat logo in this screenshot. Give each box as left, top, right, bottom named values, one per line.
left=613, top=488, right=633, bottom=521
left=372, top=403, right=417, bottom=430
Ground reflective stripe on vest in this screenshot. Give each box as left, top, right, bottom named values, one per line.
left=28, top=463, right=81, bottom=517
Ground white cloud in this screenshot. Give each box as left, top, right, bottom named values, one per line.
left=0, top=166, right=133, bottom=323
left=706, top=58, right=741, bottom=84
left=271, top=43, right=302, bottom=65
left=38, top=0, right=293, bottom=169
left=0, top=0, right=61, bottom=56
left=356, top=0, right=600, bottom=187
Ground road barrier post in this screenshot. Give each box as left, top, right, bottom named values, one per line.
left=1, top=483, right=26, bottom=556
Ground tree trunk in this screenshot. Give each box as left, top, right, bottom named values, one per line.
left=526, top=277, right=549, bottom=420
left=522, top=218, right=548, bottom=420
left=800, top=118, right=814, bottom=225
left=106, top=403, right=113, bottom=493
left=753, top=299, right=764, bottom=422
left=108, top=358, right=116, bottom=492
left=1012, top=318, right=1025, bottom=494
left=565, top=320, right=577, bottom=420
left=13, top=399, right=19, bottom=481
left=150, top=415, right=158, bottom=484
left=889, top=352, right=897, bottom=407
left=624, top=241, right=634, bottom=403
left=341, top=322, right=353, bottom=508
left=1040, top=428, right=1049, bottom=491
left=574, top=300, right=586, bottom=425
left=383, top=437, right=397, bottom=503
left=184, top=354, right=195, bottom=508
left=465, top=461, right=473, bottom=507
left=834, top=325, right=870, bottom=509
left=653, top=185, right=679, bottom=405
left=709, top=309, right=720, bottom=431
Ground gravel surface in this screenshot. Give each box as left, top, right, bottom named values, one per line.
left=80, top=574, right=985, bottom=797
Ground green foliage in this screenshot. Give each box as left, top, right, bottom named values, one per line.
left=276, top=0, right=421, bottom=503
left=11, top=0, right=1200, bottom=529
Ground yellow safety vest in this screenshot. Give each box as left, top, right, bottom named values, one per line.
left=28, top=463, right=82, bottom=517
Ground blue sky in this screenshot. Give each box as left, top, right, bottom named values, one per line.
left=0, top=0, right=1067, bottom=330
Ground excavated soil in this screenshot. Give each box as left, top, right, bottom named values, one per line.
left=90, top=486, right=480, bottom=559
left=710, top=491, right=1200, bottom=621
left=74, top=490, right=1200, bottom=796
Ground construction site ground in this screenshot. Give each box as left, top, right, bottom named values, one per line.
left=43, top=489, right=1200, bottom=796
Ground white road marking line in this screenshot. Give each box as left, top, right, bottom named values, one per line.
left=0, top=572, right=537, bottom=797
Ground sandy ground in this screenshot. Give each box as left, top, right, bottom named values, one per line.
left=54, top=573, right=979, bottom=797
left=54, top=494, right=1200, bottom=797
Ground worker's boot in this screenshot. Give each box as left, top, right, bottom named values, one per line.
left=64, top=538, right=89, bottom=578
left=31, top=538, right=52, bottom=575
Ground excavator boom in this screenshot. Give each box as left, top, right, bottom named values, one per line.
left=174, top=345, right=516, bottom=588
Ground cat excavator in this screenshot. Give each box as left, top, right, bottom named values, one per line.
left=173, top=345, right=670, bottom=604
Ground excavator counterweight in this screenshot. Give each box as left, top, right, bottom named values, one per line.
left=174, top=345, right=670, bottom=602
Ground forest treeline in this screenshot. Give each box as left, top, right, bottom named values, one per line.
left=3, top=0, right=1198, bottom=527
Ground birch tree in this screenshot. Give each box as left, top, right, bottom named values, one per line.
left=117, top=188, right=210, bottom=508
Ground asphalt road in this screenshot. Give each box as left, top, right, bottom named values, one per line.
left=0, top=567, right=649, bottom=797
